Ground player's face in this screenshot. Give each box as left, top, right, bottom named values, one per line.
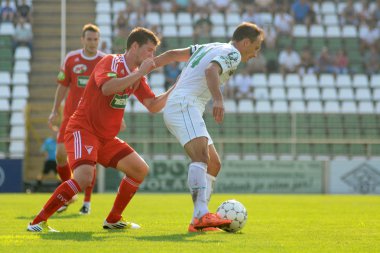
left=82, top=31, right=100, bottom=56
left=241, top=38, right=262, bottom=63
left=136, top=41, right=157, bottom=65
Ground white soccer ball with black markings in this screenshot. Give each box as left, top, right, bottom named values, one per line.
left=216, top=199, right=247, bottom=233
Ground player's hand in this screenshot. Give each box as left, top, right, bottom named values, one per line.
left=138, top=58, right=156, bottom=76
left=212, top=99, right=224, bottom=124
left=48, top=111, right=59, bottom=132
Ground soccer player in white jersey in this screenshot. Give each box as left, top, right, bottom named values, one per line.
left=158, top=22, right=264, bottom=232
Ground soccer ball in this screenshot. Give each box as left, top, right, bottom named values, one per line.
left=216, top=199, right=247, bottom=233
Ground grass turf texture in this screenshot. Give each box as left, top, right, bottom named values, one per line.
left=0, top=194, right=379, bottom=253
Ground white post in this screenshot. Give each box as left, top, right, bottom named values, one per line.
left=61, top=0, right=66, bottom=64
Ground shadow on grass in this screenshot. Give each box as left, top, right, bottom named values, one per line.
left=132, top=233, right=223, bottom=243
left=40, top=232, right=104, bottom=241
left=17, top=214, right=80, bottom=220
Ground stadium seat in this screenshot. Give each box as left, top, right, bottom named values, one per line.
left=272, top=101, right=288, bottom=113
left=12, top=86, right=29, bottom=98
left=284, top=74, right=301, bottom=87
left=10, top=112, right=24, bottom=126
left=254, top=87, right=269, bottom=100
left=287, top=88, right=303, bottom=100
left=302, top=74, right=318, bottom=87
left=237, top=99, right=254, bottom=113
left=0, top=99, right=10, bottom=111
left=10, top=125, right=25, bottom=139
left=341, top=101, right=357, bottom=113
left=178, top=25, right=193, bottom=37
left=0, top=22, right=15, bottom=36
left=0, top=71, right=11, bottom=85
left=335, top=74, right=352, bottom=88
left=321, top=1, right=337, bottom=14
left=338, top=88, right=354, bottom=101
left=369, top=74, right=380, bottom=88
left=161, top=12, right=176, bottom=26
left=224, top=99, right=237, bottom=113
left=209, top=13, right=225, bottom=26
left=112, top=1, right=126, bottom=14
left=358, top=101, right=374, bottom=113
left=355, top=88, right=371, bottom=101
left=323, top=14, right=339, bottom=26
left=11, top=98, right=27, bottom=111
left=225, top=12, right=241, bottom=26
left=373, top=89, right=380, bottom=100
left=321, top=88, right=337, bottom=100
left=211, top=26, right=226, bottom=41
left=342, top=25, right=357, bottom=37
left=177, top=12, right=192, bottom=26
left=268, top=73, right=284, bottom=87
left=290, top=101, right=305, bottom=113
left=324, top=101, right=340, bottom=113
left=252, top=73, right=267, bottom=87
left=0, top=86, right=11, bottom=99
left=149, top=72, right=165, bottom=88
left=11, top=72, right=28, bottom=86
left=95, top=13, right=111, bottom=25
left=352, top=74, right=369, bottom=88
left=304, top=87, right=320, bottom=100
left=319, top=74, right=335, bottom=88
left=95, top=2, right=111, bottom=14
left=292, top=25, right=308, bottom=37
left=14, top=46, right=31, bottom=60
left=255, top=101, right=271, bottom=113
left=270, top=87, right=286, bottom=100
left=145, top=12, right=161, bottom=26
left=306, top=101, right=323, bottom=113
left=14, top=60, right=31, bottom=73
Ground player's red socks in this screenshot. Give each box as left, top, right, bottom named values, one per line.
left=57, top=164, right=72, bottom=182
left=84, top=169, right=96, bottom=202
left=106, top=176, right=141, bottom=223
left=32, top=179, right=81, bottom=225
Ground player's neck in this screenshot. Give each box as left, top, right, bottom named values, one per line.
left=83, top=49, right=97, bottom=58
left=123, top=53, right=138, bottom=72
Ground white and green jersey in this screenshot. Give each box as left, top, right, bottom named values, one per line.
left=168, top=42, right=241, bottom=110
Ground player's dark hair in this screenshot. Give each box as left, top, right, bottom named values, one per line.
left=82, top=23, right=100, bottom=37
left=232, top=22, right=264, bottom=43
left=126, top=27, right=161, bottom=50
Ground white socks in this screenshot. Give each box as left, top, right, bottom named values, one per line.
left=188, top=162, right=209, bottom=219
left=206, top=173, right=216, bottom=204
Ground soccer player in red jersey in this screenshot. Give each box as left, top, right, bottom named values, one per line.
left=47, top=24, right=106, bottom=215
left=27, top=27, right=182, bottom=232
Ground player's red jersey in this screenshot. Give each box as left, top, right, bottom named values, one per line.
left=57, top=49, right=106, bottom=119
left=67, top=54, right=155, bottom=140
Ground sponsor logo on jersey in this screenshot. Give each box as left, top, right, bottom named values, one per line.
left=84, top=145, right=93, bottom=155
left=110, top=94, right=129, bottom=109
left=107, top=72, right=117, bottom=78
left=73, top=64, right=87, bottom=74
left=57, top=71, right=65, bottom=81
left=77, top=76, right=89, bottom=87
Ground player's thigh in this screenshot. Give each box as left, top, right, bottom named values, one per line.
left=164, top=101, right=211, bottom=147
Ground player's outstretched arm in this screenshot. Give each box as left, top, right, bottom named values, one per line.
left=154, top=48, right=191, bottom=69
left=142, top=83, right=176, bottom=113
left=48, top=84, right=69, bottom=131
left=101, top=58, right=156, bottom=96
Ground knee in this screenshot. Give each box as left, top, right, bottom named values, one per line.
left=139, top=164, right=149, bottom=178
left=55, top=152, right=67, bottom=165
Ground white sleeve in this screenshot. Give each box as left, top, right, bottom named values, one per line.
left=210, top=49, right=241, bottom=74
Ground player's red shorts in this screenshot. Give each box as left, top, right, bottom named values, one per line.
left=57, top=116, right=70, bottom=143
left=64, top=127, right=134, bottom=170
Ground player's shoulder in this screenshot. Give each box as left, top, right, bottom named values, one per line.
left=65, top=49, right=82, bottom=60
left=97, top=50, right=108, bottom=58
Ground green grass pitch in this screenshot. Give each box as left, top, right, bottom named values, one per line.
left=0, top=193, right=379, bottom=253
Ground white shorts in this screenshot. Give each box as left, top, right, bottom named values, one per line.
left=163, top=99, right=213, bottom=147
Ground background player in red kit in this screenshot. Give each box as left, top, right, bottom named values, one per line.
left=48, top=23, right=105, bottom=214
left=27, top=27, right=179, bottom=232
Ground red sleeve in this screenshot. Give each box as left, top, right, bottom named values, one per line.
left=56, top=57, right=71, bottom=87
left=94, top=55, right=117, bottom=88
left=133, top=76, right=155, bottom=104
